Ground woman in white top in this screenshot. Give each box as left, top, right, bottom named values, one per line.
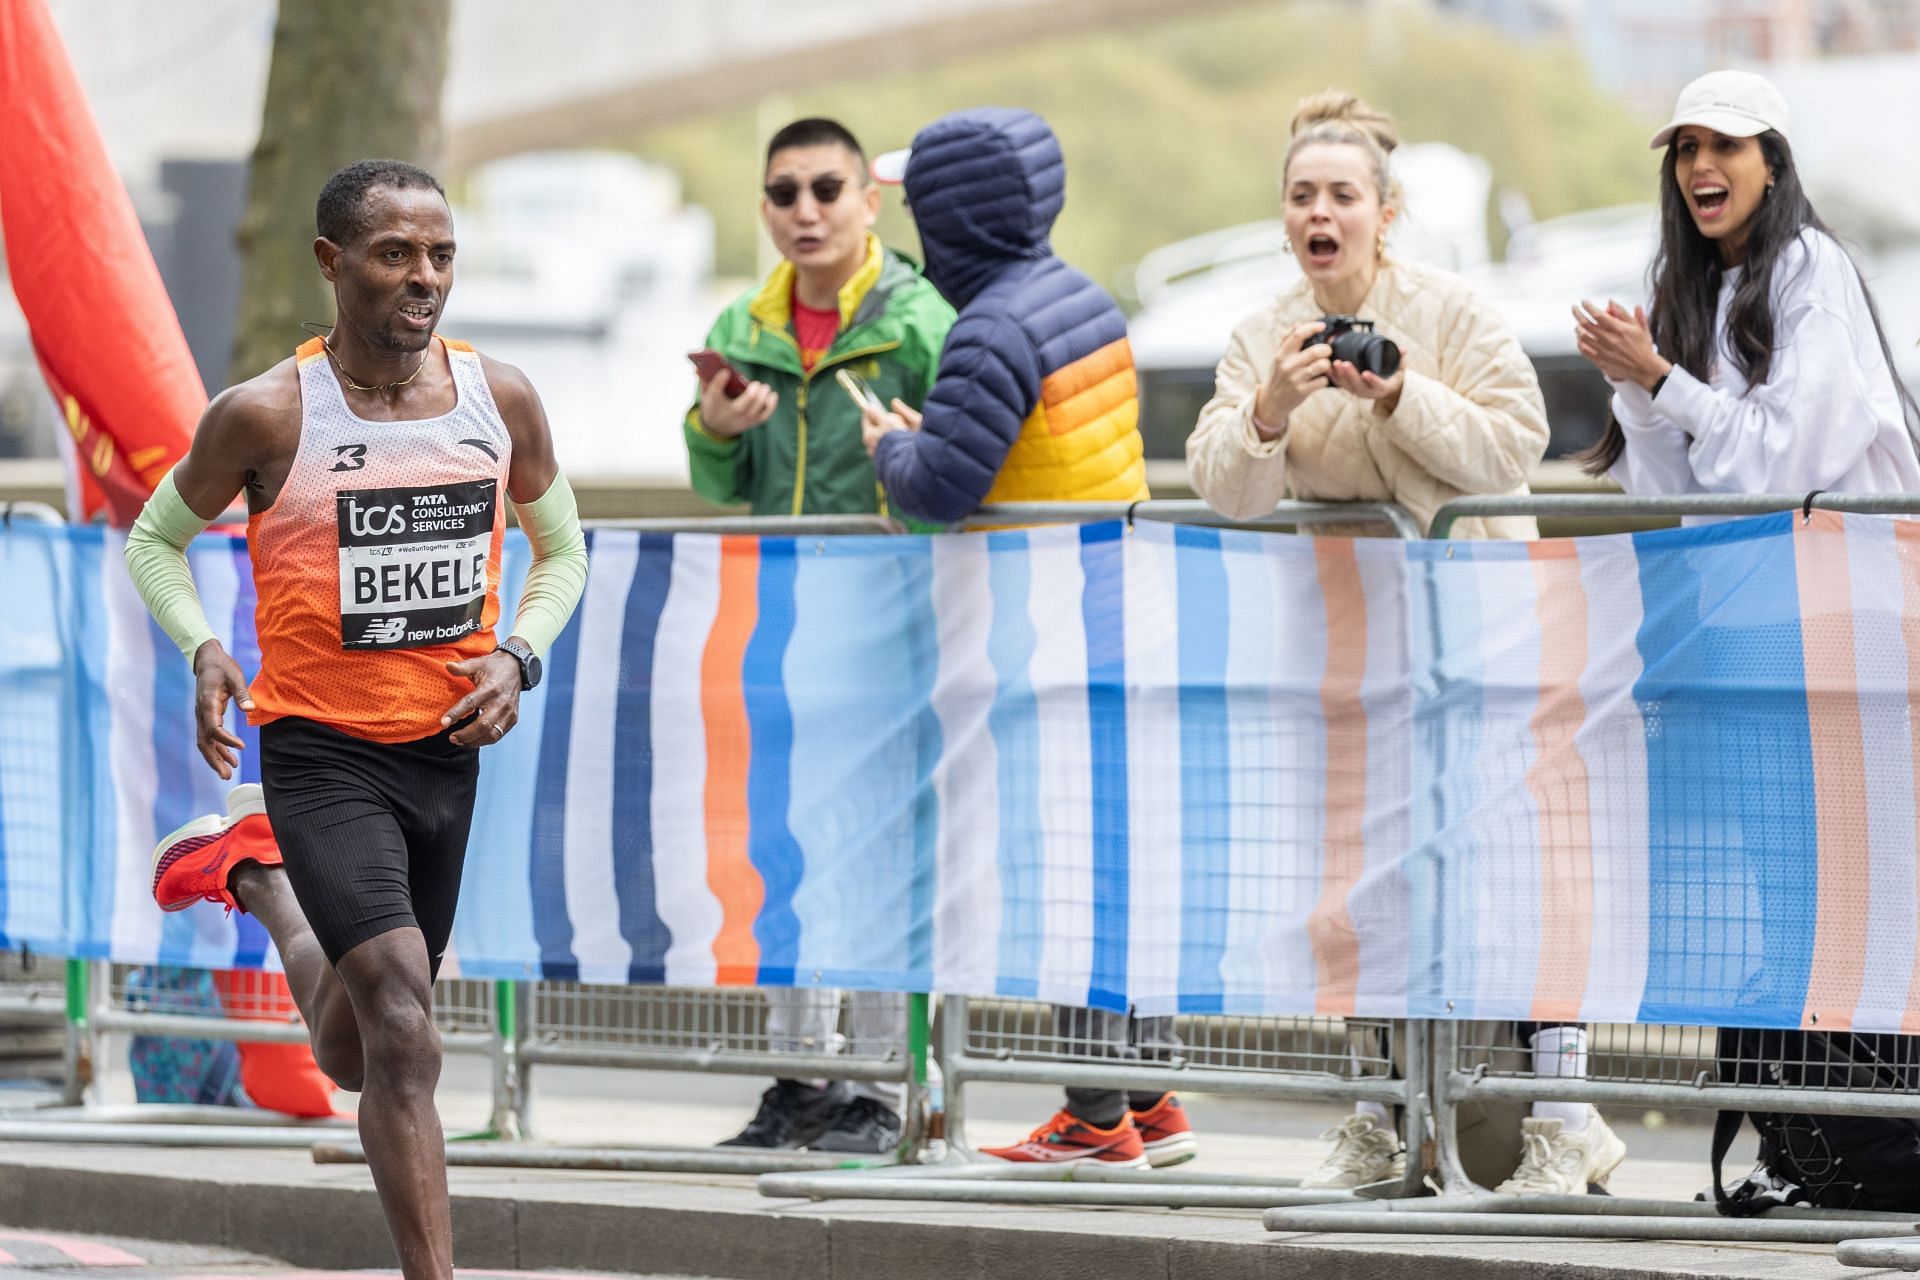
left=1576, top=69, right=1920, bottom=500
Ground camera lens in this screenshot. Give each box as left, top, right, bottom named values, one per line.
left=1328, top=328, right=1401, bottom=379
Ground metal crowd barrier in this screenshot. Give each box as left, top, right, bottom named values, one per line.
left=1267, top=491, right=1920, bottom=1256
left=756, top=999, right=1426, bottom=1208
left=760, top=499, right=1432, bottom=1208
left=0, top=948, right=72, bottom=1108
left=453, top=501, right=1424, bottom=1184
left=0, top=962, right=507, bottom=1147
left=1426, top=489, right=1920, bottom=538
left=413, top=513, right=926, bottom=1175
left=19, top=491, right=1920, bottom=1257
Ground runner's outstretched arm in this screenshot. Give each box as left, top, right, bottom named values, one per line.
left=507, top=472, right=587, bottom=657
left=125, top=388, right=271, bottom=777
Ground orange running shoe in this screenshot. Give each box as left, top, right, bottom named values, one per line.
left=151, top=784, right=283, bottom=914
left=980, top=1108, right=1148, bottom=1167
left=1129, top=1092, right=1198, bottom=1168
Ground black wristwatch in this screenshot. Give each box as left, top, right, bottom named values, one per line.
left=496, top=637, right=542, bottom=691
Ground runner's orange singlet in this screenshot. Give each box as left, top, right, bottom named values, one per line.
left=247, top=337, right=513, bottom=742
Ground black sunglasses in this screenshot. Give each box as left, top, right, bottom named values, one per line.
left=764, top=176, right=850, bottom=208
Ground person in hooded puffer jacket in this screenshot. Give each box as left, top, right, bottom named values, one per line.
left=862, top=109, right=1194, bottom=1171
left=860, top=107, right=1150, bottom=524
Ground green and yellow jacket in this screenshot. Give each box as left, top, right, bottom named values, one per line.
left=683, top=235, right=955, bottom=519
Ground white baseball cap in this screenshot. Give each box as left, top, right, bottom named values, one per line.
left=870, top=148, right=911, bottom=185
left=1649, top=70, right=1791, bottom=149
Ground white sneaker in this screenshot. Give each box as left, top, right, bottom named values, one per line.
left=1299, top=1113, right=1405, bottom=1189
left=1494, top=1108, right=1627, bottom=1195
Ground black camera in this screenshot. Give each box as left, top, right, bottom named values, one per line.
left=1318, top=315, right=1401, bottom=379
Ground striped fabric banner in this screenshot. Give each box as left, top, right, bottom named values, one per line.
left=3, top=511, right=1917, bottom=1028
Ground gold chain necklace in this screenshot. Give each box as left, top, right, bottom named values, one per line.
left=322, top=336, right=431, bottom=394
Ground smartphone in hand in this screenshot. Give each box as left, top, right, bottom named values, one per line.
left=688, top=349, right=748, bottom=399
left=834, top=367, right=884, bottom=413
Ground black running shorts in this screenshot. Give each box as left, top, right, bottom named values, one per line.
left=259, top=716, right=480, bottom=980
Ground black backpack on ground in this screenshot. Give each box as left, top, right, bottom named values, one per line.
left=1708, top=1028, right=1920, bottom=1215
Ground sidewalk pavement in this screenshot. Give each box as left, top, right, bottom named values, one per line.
left=0, top=1071, right=1884, bottom=1280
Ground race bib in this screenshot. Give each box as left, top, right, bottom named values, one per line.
left=336, top=479, right=495, bottom=650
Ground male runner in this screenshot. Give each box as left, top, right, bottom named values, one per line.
left=125, top=159, right=587, bottom=1279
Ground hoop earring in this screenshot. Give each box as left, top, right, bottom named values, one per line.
left=1376, top=233, right=1387, bottom=260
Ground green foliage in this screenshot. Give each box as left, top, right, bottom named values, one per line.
left=630, top=2, right=1655, bottom=301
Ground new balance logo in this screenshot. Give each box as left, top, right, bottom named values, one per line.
left=330, top=444, right=368, bottom=472
left=363, top=617, right=409, bottom=644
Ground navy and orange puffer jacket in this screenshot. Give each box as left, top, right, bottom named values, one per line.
left=873, top=108, right=1148, bottom=523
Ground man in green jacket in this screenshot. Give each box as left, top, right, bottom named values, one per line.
left=687, top=119, right=952, bottom=1155
left=685, top=117, right=953, bottom=521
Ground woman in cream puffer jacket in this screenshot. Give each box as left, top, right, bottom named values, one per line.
left=1187, top=98, right=1548, bottom=541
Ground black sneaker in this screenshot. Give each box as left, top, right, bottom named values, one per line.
left=718, top=1079, right=848, bottom=1149
left=809, top=1094, right=903, bottom=1154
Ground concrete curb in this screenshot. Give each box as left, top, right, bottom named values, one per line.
left=0, top=1145, right=1869, bottom=1279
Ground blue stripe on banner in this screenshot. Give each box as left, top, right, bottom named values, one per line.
left=985, top=530, right=1041, bottom=998
left=745, top=539, right=803, bottom=986
left=782, top=535, right=943, bottom=990
left=0, top=528, right=61, bottom=948
left=71, top=528, right=116, bottom=958
left=148, top=609, right=203, bottom=968
left=1631, top=515, right=1817, bottom=1026
left=527, top=571, right=585, bottom=981
left=1173, top=524, right=1230, bottom=1014
left=614, top=534, right=674, bottom=983
left=1080, top=522, right=1130, bottom=1011
left=226, top=536, right=271, bottom=968
left=1405, top=539, right=1488, bottom=1018
left=461, top=531, right=542, bottom=976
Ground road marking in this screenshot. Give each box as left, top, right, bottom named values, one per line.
left=173, top=1272, right=635, bottom=1280
left=0, top=1231, right=144, bottom=1265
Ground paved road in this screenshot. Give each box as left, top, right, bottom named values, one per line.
left=0, top=1228, right=672, bottom=1280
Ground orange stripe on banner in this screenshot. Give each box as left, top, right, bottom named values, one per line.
left=1795, top=510, right=1869, bottom=1030
left=1309, top=540, right=1367, bottom=1015
left=702, top=537, right=764, bottom=984
left=1525, top=541, right=1595, bottom=1022
left=1894, top=521, right=1920, bottom=1034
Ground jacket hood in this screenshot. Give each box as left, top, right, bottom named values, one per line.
left=903, top=108, right=1064, bottom=308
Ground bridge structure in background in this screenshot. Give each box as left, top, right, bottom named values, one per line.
left=444, top=0, right=1268, bottom=171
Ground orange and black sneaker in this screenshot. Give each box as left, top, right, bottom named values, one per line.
left=151, top=784, right=283, bottom=914
left=980, top=1108, right=1148, bottom=1167
left=1129, top=1092, right=1198, bottom=1168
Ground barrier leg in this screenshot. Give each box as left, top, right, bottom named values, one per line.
left=1837, top=1237, right=1920, bottom=1269
left=84, top=960, right=110, bottom=1109
left=936, top=995, right=972, bottom=1162
left=1431, top=1018, right=1483, bottom=1195
left=901, top=992, right=930, bottom=1158
left=1265, top=1204, right=1917, bottom=1244
left=60, top=958, right=86, bottom=1107
left=475, top=980, right=518, bottom=1142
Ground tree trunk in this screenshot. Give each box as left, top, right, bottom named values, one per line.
left=228, top=0, right=451, bottom=386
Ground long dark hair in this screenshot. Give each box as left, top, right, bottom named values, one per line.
left=1579, top=131, right=1920, bottom=475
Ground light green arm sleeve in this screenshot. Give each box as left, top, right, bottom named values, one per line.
left=124, top=470, right=219, bottom=661
left=510, top=473, right=588, bottom=658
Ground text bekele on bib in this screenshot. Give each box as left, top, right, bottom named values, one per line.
left=335, top=479, right=495, bottom=650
